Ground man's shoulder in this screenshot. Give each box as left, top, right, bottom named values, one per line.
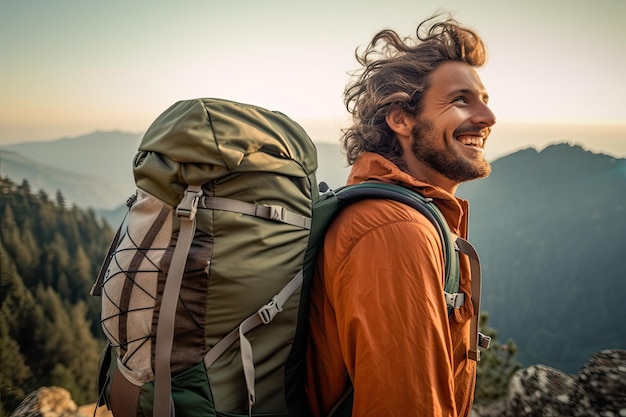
left=330, top=197, right=439, bottom=237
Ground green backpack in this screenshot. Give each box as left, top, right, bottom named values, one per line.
left=91, top=98, right=486, bottom=417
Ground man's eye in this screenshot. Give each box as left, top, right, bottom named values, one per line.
left=453, top=96, right=468, bottom=104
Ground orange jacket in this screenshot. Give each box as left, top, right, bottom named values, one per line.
left=305, top=152, right=476, bottom=417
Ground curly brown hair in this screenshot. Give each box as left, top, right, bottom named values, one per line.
left=342, top=14, right=488, bottom=167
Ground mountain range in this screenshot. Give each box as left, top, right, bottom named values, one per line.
left=1, top=131, right=625, bottom=373
left=0, top=131, right=350, bottom=213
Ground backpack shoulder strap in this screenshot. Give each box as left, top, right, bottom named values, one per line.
left=334, top=182, right=489, bottom=357
left=328, top=181, right=461, bottom=300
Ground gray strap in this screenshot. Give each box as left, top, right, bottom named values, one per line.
left=455, top=236, right=483, bottom=361
left=153, top=185, right=203, bottom=417
left=204, top=269, right=303, bottom=369
left=200, top=196, right=311, bottom=229
left=203, top=270, right=304, bottom=416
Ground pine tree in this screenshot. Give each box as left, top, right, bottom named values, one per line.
left=0, top=205, right=34, bottom=278
left=0, top=314, right=30, bottom=414
left=66, top=301, right=102, bottom=405
left=16, top=224, right=39, bottom=287
left=33, top=286, right=75, bottom=386
left=68, top=246, right=92, bottom=302
left=55, top=189, right=66, bottom=208
left=19, top=179, right=31, bottom=195
left=0, top=241, right=35, bottom=415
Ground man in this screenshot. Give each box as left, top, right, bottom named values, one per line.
left=305, top=14, right=496, bottom=417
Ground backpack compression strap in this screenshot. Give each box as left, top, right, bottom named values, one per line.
left=199, top=196, right=312, bottom=229
left=153, top=184, right=203, bottom=417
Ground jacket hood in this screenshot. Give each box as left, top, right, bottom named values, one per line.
left=347, top=152, right=469, bottom=234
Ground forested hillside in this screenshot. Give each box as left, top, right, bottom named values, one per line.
left=0, top=177, right=113, bottom=415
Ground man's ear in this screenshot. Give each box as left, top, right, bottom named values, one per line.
left=385, top=108, right=413, bottom=138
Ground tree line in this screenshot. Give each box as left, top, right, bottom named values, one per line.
left=0, top=175, right=519, bottom=415
left=0, top=177, right=112, bottom=415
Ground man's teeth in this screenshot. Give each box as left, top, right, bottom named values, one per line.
left=458, top=136, right=484, bottom=147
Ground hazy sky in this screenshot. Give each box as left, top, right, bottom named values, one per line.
left=1, top=0, right=625, bottom=146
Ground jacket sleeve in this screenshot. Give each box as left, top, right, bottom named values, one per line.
left=326, top=215, right=458, bottom=417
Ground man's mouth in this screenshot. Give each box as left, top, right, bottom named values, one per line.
left=456, top=135, right=485, bottom=149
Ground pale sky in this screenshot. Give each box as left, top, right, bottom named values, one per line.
left=1, top=0, right=625, bottom=150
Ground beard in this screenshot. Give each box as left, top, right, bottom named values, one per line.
left=410, top=118, right=491, bottom=183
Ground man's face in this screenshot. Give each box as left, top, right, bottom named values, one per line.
left=411, top=60, right=496, bottom=183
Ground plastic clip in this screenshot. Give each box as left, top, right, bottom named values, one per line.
left=126, top=193, right=138, bottom=208
left=478, top=332, right=491, bottom=349
left=267, top=205, right=286, bottom=222
left=444, top=292, right=465, bottom=309
left=176, top=187, right=203, bottom=220
left=257, top=296, right=283, bottom=324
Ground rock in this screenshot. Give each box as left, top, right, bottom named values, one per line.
left=507, top=364, right=592, bottom=417
left=9, top=386, right=79, bottom=417
left=77, top=404, right=112, bottom=417
left=474, top=349, right=626, bottom=417
left=578, top=349, right=626, bottom=416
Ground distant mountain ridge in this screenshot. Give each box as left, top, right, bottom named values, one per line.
left=0, top=148, right=127, bottom=209
left=0, top=131, right=141, bottom=209
left=0, top=131, right=350, bottom=212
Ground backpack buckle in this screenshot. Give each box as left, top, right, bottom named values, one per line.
left=478, top=332, right=491, bottom=349
left=444, top=292, right=465, bottom=309
left=176, top=186, right=203, bottom=220
left=267, top=205, right=287, bottom=222
left=257, top=296, right=283, bottom=324
left=126, top=193, right=138, bottom=207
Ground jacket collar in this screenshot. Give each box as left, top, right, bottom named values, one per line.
left=346, top=152, right=469, bottom=235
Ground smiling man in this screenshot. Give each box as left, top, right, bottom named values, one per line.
left=305, top=15, right=496, bottom=417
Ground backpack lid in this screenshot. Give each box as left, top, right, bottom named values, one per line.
left=134, top=98, right=318, bottom=206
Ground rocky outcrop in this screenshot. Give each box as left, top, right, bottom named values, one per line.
left=8, top=387, right=111, bottom=417
left=10, top=350, right=626, bottom=417
left=9, top=386, right=79, bottom=417
left=474, top=349, right=626, bottom=417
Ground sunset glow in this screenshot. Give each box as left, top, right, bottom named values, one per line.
left=1, top=0, right=625, bottom=154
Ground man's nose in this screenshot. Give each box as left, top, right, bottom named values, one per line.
left=472, top=102, right=496, bottom=127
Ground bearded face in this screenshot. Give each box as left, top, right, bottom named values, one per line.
left=410, top=118, right=491, bottom=183
left=403, top=61, right=495, bottom=185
